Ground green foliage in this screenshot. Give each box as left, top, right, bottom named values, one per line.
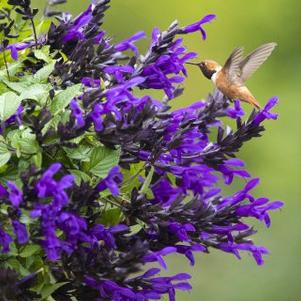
left=0, top=92, right=21, bottom=120
left=50, top=84, right=82, bottom=115
left=83, top=146, right=121, bottom=178
left=0, top=22, right=135, bottom=299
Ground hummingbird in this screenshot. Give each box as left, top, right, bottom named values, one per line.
left=187, top=43, right=277, bottom=109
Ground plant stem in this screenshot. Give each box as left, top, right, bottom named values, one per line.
left=2, top=50, right=10, bottom=81
left=30, top=17, right=38, bottom=49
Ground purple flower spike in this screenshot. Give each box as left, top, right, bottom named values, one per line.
left=182, top=14, right=216, bottom=39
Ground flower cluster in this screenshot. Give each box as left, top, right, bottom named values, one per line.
left=0, top=1, right=282, bottom=300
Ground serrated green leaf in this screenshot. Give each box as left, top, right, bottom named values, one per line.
left=85, top=146, right=120, bottom=179
left=64, top=145, right=92, bottom=161
left=19, top=244, right=41, bottom=258
left=0, top=91, right=21, bottom=121
left=50, top=84, right=82, bottom=115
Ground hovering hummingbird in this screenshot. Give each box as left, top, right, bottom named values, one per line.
left=187, top=43, right=277, bottom=109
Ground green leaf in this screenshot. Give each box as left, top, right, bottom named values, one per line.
left=19, top=244, right=41, bottom=258
left=31, top=152, right=43, bottom=168
left=19, top=83, right=50, bottom=104
left=99, top=208, right=122, bottom=226
left=34, top=46, right=51, bottom=63
left=121, top=162, right=145, bottom=194
left=33, top=62, right=55, bottom=83
left=2, top=78, right=30, bottom=94
left=9, top=129, right=39, bottom=155
left=70, top=169, right=91, bottom=186
left=64, top=145, right=92, bottom=161
left=139, top=166, right=154, bottom=194
left=84, top=146, right=121, bottom=178
left=0, top=136, right=11, bottom=167
left=7, top=258, right=30, bottom=277
left=50, top=84, right=82, bottom=115
left=0, top=61, right=23, bottom=77
left=40, top=282, right=68, bottom=300
left=0, top=91, right=21, bottom=121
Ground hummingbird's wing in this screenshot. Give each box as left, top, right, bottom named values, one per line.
left=239, top=43, right=277, bottom=82
left=222, top=47, right=244, bottom=82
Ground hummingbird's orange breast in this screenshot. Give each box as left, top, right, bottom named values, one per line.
left=215, top=71, right=260, bottom=108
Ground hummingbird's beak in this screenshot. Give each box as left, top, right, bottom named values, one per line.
left=185, top=62, right=199, bottom=66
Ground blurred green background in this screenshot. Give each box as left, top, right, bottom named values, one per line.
left=34, top=1, right=301, bottom=300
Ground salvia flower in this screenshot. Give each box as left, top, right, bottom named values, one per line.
left=182, top=14, right=216, bottom=39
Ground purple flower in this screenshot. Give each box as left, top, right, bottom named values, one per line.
left=5, top=105, right=24, bottom=126
left=219, top=242, right=269, bottom=266
left=63, top=5, right=93, bottom=43
left=176, top=244, right=207, bottom=266
left=7, top=42, right=33, bottom=60
left=7, top=182, right=23, bottom=208
left=143, top=247, right=177, bottom=269
left=168, top=222, right=196, bottom=242
left=90, top=103, right=104, bottom=132
left=81, top=77, right=101, bottom=87
left=96, top=166, right=123, bottom=196
left=85, top=271, right=192, bottom=301
left=227, top=100, right=245, bottom=119
left=104, top=65, right=134, bottom=83
left=35, top=163, right=74, bottom=207
left=236, top=198, right=284, bottom=227
left=70, top=99, right=85, bottom=128
left=12, top=220, right=28, bottom=245
left=91, top=224, right=128, bottom=249
left=140, top=37, right=197, bottom=98
left=0, top=228, right=12, bottom=253
left=115, top=31, right=145, bottom=56
left=253, top=97, right=279, bottom=125
left=182, top=14, right=216, bottom=39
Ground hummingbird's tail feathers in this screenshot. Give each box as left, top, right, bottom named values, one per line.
left=249, top=98, right=261, bottom=110
left=244, top=93, right=261, bottom=109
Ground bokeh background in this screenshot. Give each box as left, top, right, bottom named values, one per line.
left=33, top=1, right=301, bottom=300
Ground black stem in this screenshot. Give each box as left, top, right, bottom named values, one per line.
left=29, top=17, right=38, bottom=48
